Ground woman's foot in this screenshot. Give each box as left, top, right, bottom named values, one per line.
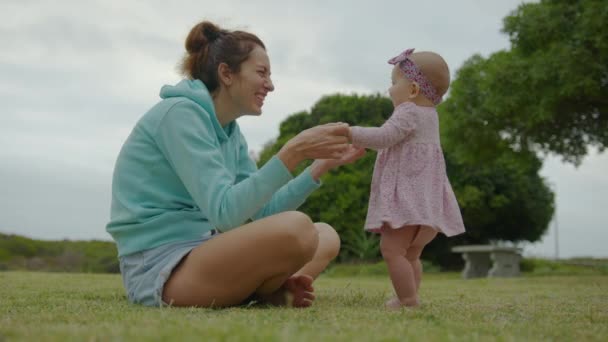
left=257, top=274, right=315, bottom=308
left=384, top=296, right=420, bottom=310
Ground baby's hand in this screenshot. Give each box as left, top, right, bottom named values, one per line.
left=322, top=144, right=366, bottom=169
left=323, top=122, right=351, bottom=141
left=340, top=144, right=365, bottom=165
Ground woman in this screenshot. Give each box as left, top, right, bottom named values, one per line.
left=106, top=20, right=365, bottom=308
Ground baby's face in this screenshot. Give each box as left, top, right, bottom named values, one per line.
left=388, top=65, right=413, bottom=107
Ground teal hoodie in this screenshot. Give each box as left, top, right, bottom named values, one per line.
left=107, top=79, right=321, bottom=256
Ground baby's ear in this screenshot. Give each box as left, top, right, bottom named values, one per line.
left=409, top=82, right=420, bottom=99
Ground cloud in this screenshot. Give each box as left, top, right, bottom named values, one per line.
left=0, top=156, right=112, bottom=241
left=1, top=0, right=606, bottom=258
left=526, top=150, right=608, bottom=258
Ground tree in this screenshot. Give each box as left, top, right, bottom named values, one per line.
left=258, top=94, right=554, bottom=264
left=441, top=0, right=608, bottom=165
left=424, top=149, right=554, bottom=269
left=259, top=94, right=392, bottom=262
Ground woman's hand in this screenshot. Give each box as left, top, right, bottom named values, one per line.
left=277, top=123, right=350, bottom=172
left=309, top=144, right=366, bottom=181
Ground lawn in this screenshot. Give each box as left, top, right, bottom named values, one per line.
left=1, top=271, right=607, bottom=341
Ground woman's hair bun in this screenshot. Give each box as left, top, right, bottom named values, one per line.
left=185, top=21, right=222, bottom=54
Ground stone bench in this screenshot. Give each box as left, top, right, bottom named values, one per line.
left=451, top=245, right=522, bottom=279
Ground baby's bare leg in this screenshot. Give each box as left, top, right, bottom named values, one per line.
left=403, top=258, right=422, bottom=292
left=380, top=226, right=419, bottom=307
left=405, top=226, right=437, bottom=294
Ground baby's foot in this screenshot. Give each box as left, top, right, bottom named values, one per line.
left=384, top=297, right=403, bottom=309
left=384, top=296, right=420, bottom=310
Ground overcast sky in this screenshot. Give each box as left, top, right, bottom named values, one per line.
left=1, top=0, right=606, bottom=258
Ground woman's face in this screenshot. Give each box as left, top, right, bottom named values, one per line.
left=231, top=45, right=275, bottom=115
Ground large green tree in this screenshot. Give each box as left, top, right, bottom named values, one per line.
left=259, top=95, right=392, bottom=261
left=442, top=0, right=607, bottom=165
left=258, top=94, right=554, bottom=264
left=428, top=149, right=554, bottom=269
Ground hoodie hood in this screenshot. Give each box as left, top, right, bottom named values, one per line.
left=159, top=79, right=235, bottom=142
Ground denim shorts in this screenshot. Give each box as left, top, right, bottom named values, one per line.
left=118, top=232, right=216, bottom=307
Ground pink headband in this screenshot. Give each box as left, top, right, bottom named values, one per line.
left=388, top=48, right=442, bottom=105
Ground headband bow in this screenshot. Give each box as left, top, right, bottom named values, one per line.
left=388, top=48, right=442, bottom=105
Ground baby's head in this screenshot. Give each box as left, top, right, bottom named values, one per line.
left=388, top=49, right=450, bottom=107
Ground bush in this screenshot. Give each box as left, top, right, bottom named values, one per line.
left=0, top=233, right=118, bottom=273
left=521, top=258, right=608, bottom=276
left=324, top=259, right=441, bottom=278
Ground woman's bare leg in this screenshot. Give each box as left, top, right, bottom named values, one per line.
left=162, top=211, right=333, bottom=308
left=294, top=222, right=340, bottom=279
left=253, top=222, right=340, bottom=306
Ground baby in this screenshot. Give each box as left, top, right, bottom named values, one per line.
left=349, top=49, right=466, bottom=309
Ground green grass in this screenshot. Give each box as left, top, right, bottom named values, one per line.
left=1, top=271, right=607, bottom=341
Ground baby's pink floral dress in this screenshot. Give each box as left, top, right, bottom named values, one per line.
left=351, top=102, right=465, bottom=236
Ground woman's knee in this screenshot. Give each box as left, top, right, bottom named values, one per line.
left=280, top=211, right=319, bottom=261
left=314, top=222, right=341, bottom=260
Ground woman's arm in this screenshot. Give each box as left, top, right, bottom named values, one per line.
left=234, top=135, right=321, bottom=220
left=155, top=102, right=294, bottom=232
left=238, top=145, right=366, bottom=219
left=155, top=104, right=350, bottom=232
